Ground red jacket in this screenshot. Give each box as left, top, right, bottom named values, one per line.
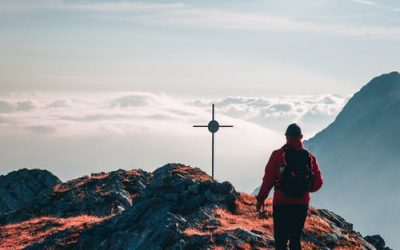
left=256, top=138, right=323, bottom=205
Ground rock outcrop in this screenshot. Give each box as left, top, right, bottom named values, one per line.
left=364, top=235, right=393, bottom=250
left=0, top=168, right=61, bottom=215
left=0, top=168, right=150, bottom=225
left=0, top=164, right=392, bottom=249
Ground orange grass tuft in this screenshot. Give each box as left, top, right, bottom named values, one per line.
left=239, top=243, right=252, bottom=250
left=171, top=165, right=213, bottom=182
left=183, top=227, right=210, bottom=237
left=212, top=247, right=225, bottom=250
left=213, top=193, right=273, bottom=234
left=125, top=169, right=143, bottom=177
left=90, top=172, right=110, bottom=180
left=304, top=214, right=332, bottom=234
left=0, top=215, right=105, bottom=250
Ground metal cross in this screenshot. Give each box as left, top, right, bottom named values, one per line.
left=193, top=104, right=233, bottom=179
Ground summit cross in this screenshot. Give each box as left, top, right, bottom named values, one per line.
left=193, top=104, right=233, bottom=180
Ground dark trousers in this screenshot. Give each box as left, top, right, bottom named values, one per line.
left=273, top=204, right=308, bottom=250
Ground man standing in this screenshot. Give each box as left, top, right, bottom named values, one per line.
left=256, top=123, right=323, bottom=250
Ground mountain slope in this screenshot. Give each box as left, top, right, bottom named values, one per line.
left=305, top=71, right=400, bottom=249
left=0, top=164, right=390, bottom=249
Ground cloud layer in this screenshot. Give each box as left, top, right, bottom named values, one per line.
left=0, top=92, right=202, bottom=137
left=0, top=92, right=348, bottom=137
left=187, top=94, right=348, bottom=136
left=0, top=91, right=347, bottom=192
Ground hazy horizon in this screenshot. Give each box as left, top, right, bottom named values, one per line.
left=0, top=91, right=349, bottom=193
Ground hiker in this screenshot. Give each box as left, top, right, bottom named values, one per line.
left=256, top=123, right=323, bottom=250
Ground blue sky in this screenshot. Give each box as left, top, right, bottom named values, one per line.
left=0, top=0, right=399, bottom=96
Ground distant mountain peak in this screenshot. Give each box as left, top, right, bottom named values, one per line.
left=355, top=71, right=400, bottom=99
left=305, top=72, right=400, bottom=249
left=306, top=71, right=400, bottom=151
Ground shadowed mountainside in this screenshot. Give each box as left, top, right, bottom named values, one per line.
left=305, top=71, right=400, bottom=248
left=0, top=164, right=392, bottom=250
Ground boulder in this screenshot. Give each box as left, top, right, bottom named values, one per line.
left=365, top=235, right=393, bottom=250
left=0, top=168, right=61, bottom=214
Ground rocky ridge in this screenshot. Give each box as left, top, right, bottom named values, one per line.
left=0, top=164, right=392, bottom=249
left=0, top=168, right=150, bottom=225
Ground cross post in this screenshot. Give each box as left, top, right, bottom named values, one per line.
left=193, top=104, right=234, bottom=179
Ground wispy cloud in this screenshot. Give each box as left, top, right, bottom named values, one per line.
left=348, top=0, right=377, bottom=5
left=346, top=0, right=400, bottom=11
left=83, top=2, right=400, bottom=39
left=1, top=1, right=400, bottom=39
left=67, top=2, right=186, bottom=12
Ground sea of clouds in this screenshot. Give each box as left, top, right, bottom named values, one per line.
left=0, top=92, right=348, bottom=192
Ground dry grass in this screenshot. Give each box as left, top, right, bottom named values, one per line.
left=171, top=165, right=213, bottom=182
left=53, top=176, right=91, bottom=193
left=183, top=227, right=210, bottom=236
left=304, top=213, right=332, bottom=234
left=238, top=243, right=252, bottom=250
left=89, top=172, right=110, bottom=180
left=54, top=169, right=141, bottom=194
left=54, top=175, right=101, bottom=193
left=214, top=193, right=274, bottom=234
left=53, top=183, right=70, bottom=193
left=0, top=169, right=144, bottom=249
left=125, top=169, right=143, bottom=177
left=212, top=247, right=225, bottom=250
left=0, top=215, right=105, bottom=250
left=53, top=169, right=143, bottom=200
left=184, top=192, right=367, bottom=249
left=183, top=193, right=274, bottom=248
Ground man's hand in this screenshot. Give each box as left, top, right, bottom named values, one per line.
left=256, top=200, right=269, bottom=219
left=256, top=200, right=265, bottom=212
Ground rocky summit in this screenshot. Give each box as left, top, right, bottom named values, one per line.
left=0, top=164, right=392, bottom=249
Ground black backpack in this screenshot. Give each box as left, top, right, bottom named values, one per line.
left=277, top=147, right=314, bottom=198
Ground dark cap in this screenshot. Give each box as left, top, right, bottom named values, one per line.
left=285, top=123, right=302, bottom=137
